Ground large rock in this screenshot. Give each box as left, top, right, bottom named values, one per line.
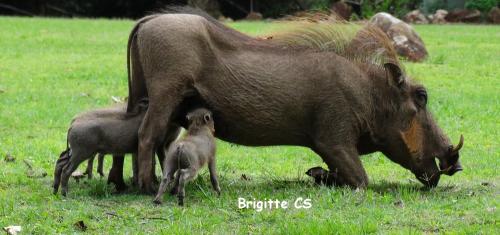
left=489, top=7, right=500, bottom=24
left=404, top=10, right=429, bottom=24
left=245, top=12, right=263, bottom=21
left=445, top=9, right=481, bottom=23
left=330, top=1, right=352, bottom=20
left=431, top=9, right=448, bottom=24
left=370, top=12, right=428, bottom=62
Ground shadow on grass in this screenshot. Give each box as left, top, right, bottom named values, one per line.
left=67, top=173, right=481, bottom=203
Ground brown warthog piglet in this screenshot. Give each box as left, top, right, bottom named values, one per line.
left=53, top=99, right=151, bottom=196
left=154, top=108, right=219, bottom=206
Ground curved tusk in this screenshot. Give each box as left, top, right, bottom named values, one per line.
left=438, top=165, right=453, bottom=175
left=450, top=135, right=464, bottom=155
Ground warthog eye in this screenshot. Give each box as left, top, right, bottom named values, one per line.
left=415, top=88, right=427, bottom=106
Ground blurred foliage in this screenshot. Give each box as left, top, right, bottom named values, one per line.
left=361, top=0, right=421, bottom=18
left=465, top=0, right=498, bottom=12
left=422, top=0, right=448, bottom=14
left=0, top=0, right=183, bottom=18
left=309, top=0, right=333, bottom=11
left=2, top=0, right=497, bottom=20
left=254, top=0, right=305, bottom=18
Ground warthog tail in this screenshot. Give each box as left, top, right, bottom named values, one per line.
left=53, top=148, right=71, bottom=194
left=126, top=14, right=161, bottom=113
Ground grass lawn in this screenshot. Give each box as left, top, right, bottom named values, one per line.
left=0, top=16, right=498, bottom=234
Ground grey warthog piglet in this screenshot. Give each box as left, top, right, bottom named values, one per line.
left=71, top=105, right=126, bottom=180
left=53, top=99, right=156, bottom=196
left=153, top=108, right=219, bottom=206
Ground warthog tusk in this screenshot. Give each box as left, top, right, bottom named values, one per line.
left=449, top=135, right=464, bottom=156
left=438, top=165, right=453, bottom=175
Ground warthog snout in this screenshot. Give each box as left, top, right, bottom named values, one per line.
left=414, top=164, right=441, bottom=188
left=416, top=135, right=464, bottom=187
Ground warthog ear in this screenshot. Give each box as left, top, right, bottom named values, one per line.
left=384, top=62, right=404, bottom=87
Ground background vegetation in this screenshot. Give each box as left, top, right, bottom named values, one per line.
left=2, top=0, right=498, bottom=19
left=0, top=17, right=498, bottom=233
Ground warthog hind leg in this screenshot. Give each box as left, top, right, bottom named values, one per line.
left=137, top=79, right=186, bottom=194
left=175, top=168, right=197, bottom=206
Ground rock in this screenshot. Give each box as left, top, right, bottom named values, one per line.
left=3, top=226, right=22, bottom=235
left=111, top=96, right=125, bottom=103
left=73, top=220, right=87, bottom=231
left=370, top=12, right=428, bottom=62
left=393, top=199, right=404, bottom=208
left=445, top=9, right=481, bottom=23
left=4, top=153, right=15, bottom=162
left=330, top=1, right=352, bottom=20
left=246, top=12, right=263, bottom=21
left=240, top=174, right=251, bottom=181
left=404, top=10, right=429, bottom=24
left=23, top=159, right=47, bottom=178
left=218, top=15, right=234, bottom=22
left=71, top=171, right=85, bottom=183
left=489, top=7, right=500, bottom=24
left=432, top=9, right=448, bottom=24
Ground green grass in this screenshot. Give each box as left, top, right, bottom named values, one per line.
left=0, top=17, right=498, bottom=234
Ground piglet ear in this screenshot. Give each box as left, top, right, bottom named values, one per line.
left=384, top=62, right=404, bottom=87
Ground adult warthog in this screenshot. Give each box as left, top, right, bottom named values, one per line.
left=126, top=7, right=464, bottom=193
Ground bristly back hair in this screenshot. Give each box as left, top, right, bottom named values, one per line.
left=269, top=11, right=403, bottom=70
left=161, top=6, right=402, bottom=71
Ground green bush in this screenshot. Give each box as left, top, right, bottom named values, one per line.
left=361, top=0, right=421, bottom=18
left=422, top=0, right=448, bottom=14
left=465, top=0, right=498, bottom=12
left=309, top=0, right=332, bottom=11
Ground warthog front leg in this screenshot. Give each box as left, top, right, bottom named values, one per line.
left=84, top=155, right=95, bottom=179
left=313, top=142, right=368, bottom=189
left=108, top=155, right=127, bottom=191
left=97, top=153, right=105, bottom=177
left=208, top=158, right=221, bottom=196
